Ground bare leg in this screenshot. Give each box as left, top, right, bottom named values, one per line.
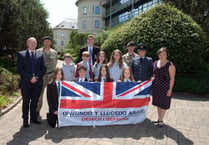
left=158, top=107, right=166, bottom=121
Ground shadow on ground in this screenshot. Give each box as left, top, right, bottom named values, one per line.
left=6, top=119, right=193, bottom=145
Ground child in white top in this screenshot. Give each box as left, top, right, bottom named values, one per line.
left=108, top=49, right=126, bottom=81
left=118, top=66, right=135, bottom=82
left=93, top=51, right=108, bottom=80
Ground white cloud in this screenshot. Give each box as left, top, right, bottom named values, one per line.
left=40, top=0, right=78, bottom=27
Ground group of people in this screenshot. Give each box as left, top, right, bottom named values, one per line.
left=17, top=34, right=176, bottom=128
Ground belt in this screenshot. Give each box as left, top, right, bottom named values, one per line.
left=46, top=70, right=54, bottom=74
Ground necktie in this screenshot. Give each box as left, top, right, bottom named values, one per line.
left=140, top=58, right=143, bottom=63
left=31, top=52, right=35, bottom=75
left=89, top=47, right=92, bottom=65
left=57, top=81, right=60, bottom=96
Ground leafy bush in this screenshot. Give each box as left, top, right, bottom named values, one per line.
left=94, top=30, right=110, bottom=47
left=0, top=67, right=19, bottom=95
left=0, top=67, right=19, bottom=109
left=102, top=4, right=206, bottom=75
left=0, top=56, right=17, bottom=73
left=64, top=31, right=89, bottom=62
left=174, top=73, right=209, bottom=95
left=0, top=95, right=13, bottom=110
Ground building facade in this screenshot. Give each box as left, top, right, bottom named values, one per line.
left=53, top=19, right=77, bottom=52
left=76, top=0, right=105, bottom=34
left=76, top=0, right=161, bottom=34
left=103, top=0, right=161, bottom=28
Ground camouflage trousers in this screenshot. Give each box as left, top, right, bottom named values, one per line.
left=36, top=73, right=53, bottom=112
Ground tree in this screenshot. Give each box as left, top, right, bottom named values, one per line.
left=64, top=31, right=89, bottom=62
left=163, top=0, right=209, bottom=36
left=0, top=0, right=53, bottom=65
left=102, top=4, right=206, bottom=75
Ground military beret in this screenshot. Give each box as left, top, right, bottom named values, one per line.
left=126, top=41, right=136, bottom=47
left=42, top=36, right=51, bottom=41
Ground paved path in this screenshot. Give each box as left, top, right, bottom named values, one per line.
left=0, top=92, right=209, bottom=145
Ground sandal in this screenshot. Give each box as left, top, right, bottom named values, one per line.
left=158, top=121, right=164, bottom=128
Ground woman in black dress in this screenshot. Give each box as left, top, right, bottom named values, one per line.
left=152, top=47, right=176, bottom=127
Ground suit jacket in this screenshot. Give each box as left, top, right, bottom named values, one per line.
left=47, top=83, right=59, bottom=113
left=131, top=56, right=153, bottom=82
left=78, top=46, right=100, bottom=63
left=17, top=50, right=46, bottom=88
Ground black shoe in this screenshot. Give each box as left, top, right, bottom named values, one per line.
left=36, top=111, right=42, bottom=119
left=23, top=121, right=29, bottom=128
left=30, top=119, right=42, bottom=124
left=158, top=121, right=164, bottom=128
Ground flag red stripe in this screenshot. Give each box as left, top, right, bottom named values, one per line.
left=118, top=80, right=152, bottom=97
left=62, top=81, right=92, bottom=98
left=60, top=97, right=150, bottom=109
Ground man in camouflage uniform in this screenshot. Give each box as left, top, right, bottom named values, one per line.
left=36, top=36, right=57, bottom=118
left=122, top=41, right=138, bottom=67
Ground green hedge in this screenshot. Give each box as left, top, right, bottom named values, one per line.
left=101, top=4, right=206, bottom=75
left=0, top=67, right=19, bottom=95
left=0, top=67, right=19, bottom=109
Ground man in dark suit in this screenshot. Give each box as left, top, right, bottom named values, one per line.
left=17, top=37, right=46, bottom=128
left=131, top=44, right=153, bottom=82
left=78, top=34, right=100, bottom=65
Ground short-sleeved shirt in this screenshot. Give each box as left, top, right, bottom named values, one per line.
left=37, top=47, right=57, bottom=74
left=92, top=63, right=103, bottom=80
left=109, top=62, right=127, bottom=82
left=62, top=63, right=76, bottom=81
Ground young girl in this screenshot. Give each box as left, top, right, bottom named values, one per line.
left=47, top=68, right=64, bottom=128
left=108, top=49, right=127, bottom=81
left=118, top=66, right=135, bottom=82
left=93, top=51, right=108, bottom=80
left=95, top=64, right=113, bottom=82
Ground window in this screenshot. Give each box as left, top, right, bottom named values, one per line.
left=83, top=20, right=87, bottom=29
left=120, top=0, right=129, bottom=4
left=61, top=41, right=64, bottom=46
left=83, top=7, right=87, bottom=15
left=119, top=12, right=129, bottom=23
left=95, top=6, right=100, bottom=14
left=54, top=32, right=58, bottom=38
left=95, top=20, right=100, bottom=28
left=61, top=32, right=64, bottom=37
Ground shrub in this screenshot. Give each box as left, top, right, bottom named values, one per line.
left=102, top=4, right=206, bottom=75
left=0, top=67, right=19, bottom=95
left=0, top=95, right=13, bottom=110
left=64, top=31, right=89, bottom=62
left=174, top=73, right=209, bottom=95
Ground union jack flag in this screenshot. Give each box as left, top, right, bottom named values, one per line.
left=59, top=80, right=152, bottom=109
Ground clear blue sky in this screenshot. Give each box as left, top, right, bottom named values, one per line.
left=40, top=0, right=78, bottom=27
